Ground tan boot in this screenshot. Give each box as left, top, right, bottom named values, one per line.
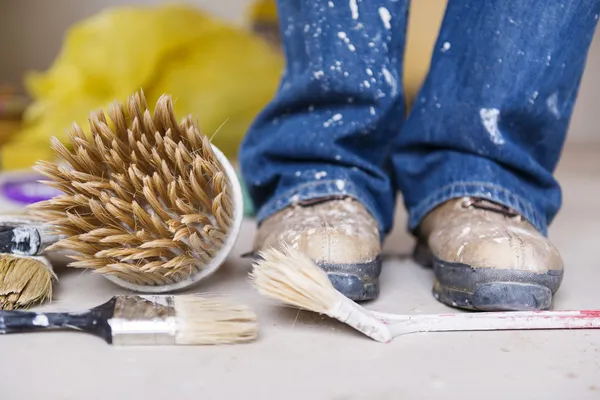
left=416, top=198, right=563, bottom=311
left=253, top=197, right=382, bottom=301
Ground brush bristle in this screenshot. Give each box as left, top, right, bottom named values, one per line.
left=250, top=244, right=341, bottom=314
left=29, top=90, right=234, bottom=286
left=174, top=295, right=258, bottom=345
left=0, top=255, right=56, bottom=310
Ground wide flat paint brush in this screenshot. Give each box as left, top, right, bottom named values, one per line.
left=0, top=294, right=257, bottom=345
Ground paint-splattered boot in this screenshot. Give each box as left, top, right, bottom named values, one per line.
left=253, top=197, right=382, bottom=301
left=415, top=198, right=564, bottom=311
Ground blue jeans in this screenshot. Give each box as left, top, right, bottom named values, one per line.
left=240, top=0, right=599, bottom=237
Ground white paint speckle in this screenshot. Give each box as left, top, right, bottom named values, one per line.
left=546, top=92, right=560, bottom=118
left=295, top=171, right=302, bottom=177
left=529, top=91, right=539, bottom=104
left=33, top=314, right=49, bottom=327
left=335, top=155, right=342, bottom=161
left=363, top=80, right=371, bottom=88
left=337, top=31, right=355, bottom=52
left=349, top=0, right=359, bottom=19
left=335, top=180, right=346, bottom=190
left=378, top=7, right=391, bottom=29
left=323, top=113, right=343, bottom=127
left=369, top=106, right=376, bottom=115
left=315, top=171, right=328, bottom=180
left=441, top=42, right=451, bottom=52
left=12, top=226, right=39, bottom=256
left=435, top=103, right=441, bottom=109
left=328, top=1, right=334, bottom=7
left=314, top=70, right=324, bottom=79
left=381, top=67, right=397, bottom=96
left=366, top=68, right=373, bottom=76
left=479, top=108, right=505, bottom=145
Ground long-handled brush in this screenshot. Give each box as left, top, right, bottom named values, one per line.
left=0, top=294, right=257, bottom=345
left=251, top=245, right=600, bottom=343
left=29, top=90, right=244, bottom=293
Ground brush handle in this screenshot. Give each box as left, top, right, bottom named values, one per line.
left=0, top=224, right=61, bottom=256
left=374, top=310, right=600, bottom=337
left=327, top=297, right=392, bottom=343
left=0, top=298, right=116, bottom=343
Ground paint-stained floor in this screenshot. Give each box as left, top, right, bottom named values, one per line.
left=1, top=144, right=599, bottom=400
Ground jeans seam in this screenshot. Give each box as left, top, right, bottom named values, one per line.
left=256, top=179, right=386, bottom=234
left=410, top=181, right=547, bottom=234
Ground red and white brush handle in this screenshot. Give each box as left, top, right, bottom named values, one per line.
left=370, top=309, right=600, bottom=337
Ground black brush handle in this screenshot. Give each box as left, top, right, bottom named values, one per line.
left=0, top=298, right=116, bottom=343
left=0, top=226, right=41, bottom=255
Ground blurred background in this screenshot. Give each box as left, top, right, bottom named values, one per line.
left=1, top=0, right=599, bottom=173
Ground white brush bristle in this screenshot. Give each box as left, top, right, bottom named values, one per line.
left=174, top=295, right=258, bottom=345
left=250, top=244, right=341, bottom=314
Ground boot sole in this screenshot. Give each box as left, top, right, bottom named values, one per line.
left=432, top=258, right=563, bottom=311
left=319, top=258, right=381, bottom=302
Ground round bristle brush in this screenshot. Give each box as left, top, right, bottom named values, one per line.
left=29, top=91, right=243, bottom=292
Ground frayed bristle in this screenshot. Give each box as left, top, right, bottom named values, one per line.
left=174, top=295, right=258, bottom=345
left=250, top=244, right=341, bottom=314
left=0, top=255, right=56, bottom=310
left=29, top=90, right=235, bottom=286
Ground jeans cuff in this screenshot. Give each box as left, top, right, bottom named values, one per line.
left=408, top=182, right=548, bottom=236
left=255, top=179, right=387, bottom=239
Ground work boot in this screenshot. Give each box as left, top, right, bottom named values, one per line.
left=253, top=197, right=382, bottom=301
left=416, top=197, right=564, bottom=311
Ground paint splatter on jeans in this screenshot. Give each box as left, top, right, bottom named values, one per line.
left=239, top=0, right=600, bottom=236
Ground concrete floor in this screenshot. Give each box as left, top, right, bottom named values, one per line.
left=1, top=144, right=599, bottom=400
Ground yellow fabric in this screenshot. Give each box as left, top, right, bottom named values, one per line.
left=4, top=4, right=283, bottom=170
left=403, top=0, right=447, bottom=108
left=248, top=0, right=279, bottom=23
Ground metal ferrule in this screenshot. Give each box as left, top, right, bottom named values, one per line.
left=108, top=295, right=178, bottom=345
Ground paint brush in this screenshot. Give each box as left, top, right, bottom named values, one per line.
left=250, top=244, right=392, bottom=342
left=0, top=255, right=56, bottom=310
left=29, top=90, right=244, bottom=294
left=251, top=245, right=600, bottom=342
left=0, top=216, right=60, bottom=310
left=0, top=294, right=258, bottom=345
left=0, top=215, right=60, bottom=257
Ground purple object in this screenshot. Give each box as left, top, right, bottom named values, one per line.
left=1, top=175, right=62, bottom=204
